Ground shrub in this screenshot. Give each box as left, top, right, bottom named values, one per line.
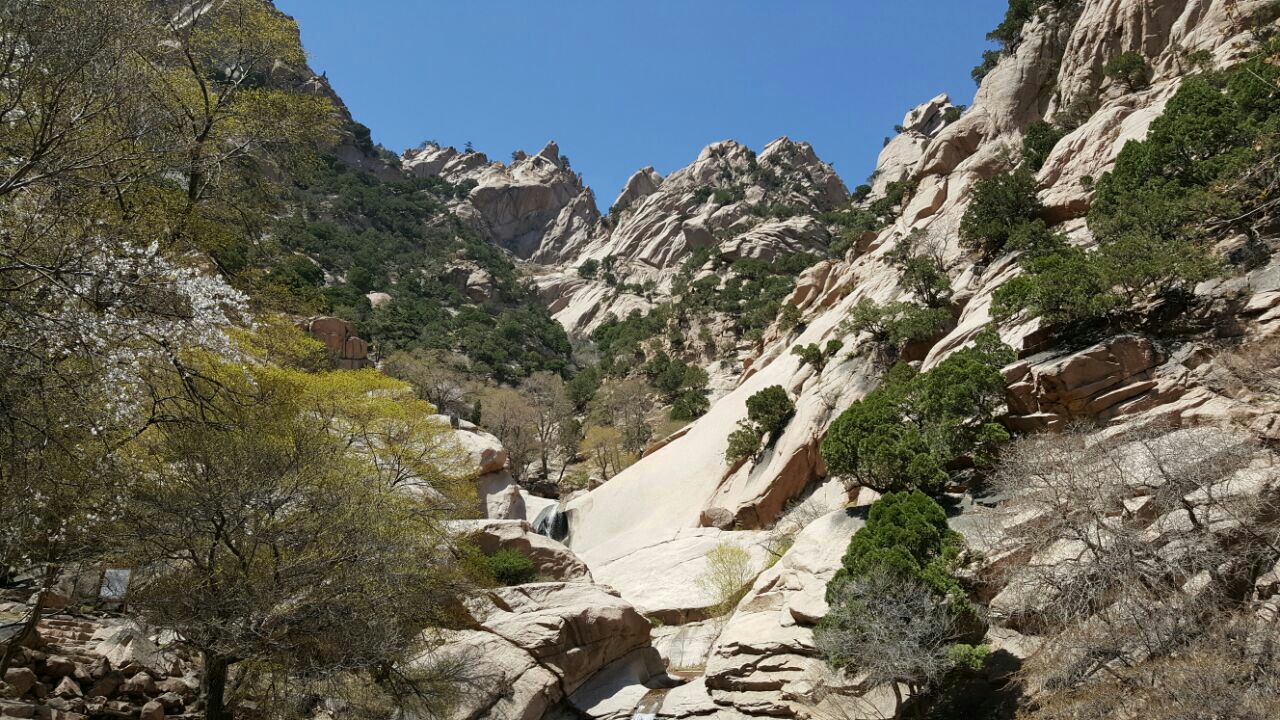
left=844, top=300, right=951, bottom=354
left=484, top=549, right=537, bottom=586
left=829, top=490, right=966, bottom=600
left=578, top=258, right=600, bottom=279
left=792, top=340, right=844, bottom=371
left=746, top=385, right=795, bottom=437
left=1104, top=51, right=1151, bottom=90
left=888, top=233, right=952, bottom=307
left=725, top=422, right=764, bottom=463
left=778, top=303, right=802, bottom=332
left=696, top=543, right=756, bottom=617
left=972, top=49, right=1002, bottom=85
left=821, top=328, right=1013, bottom=494
left=1021, top=120, right=1067, bottom=172
left=958, top=169, right=1043, bottom=257
left=671, top=388, right=710, bottom=421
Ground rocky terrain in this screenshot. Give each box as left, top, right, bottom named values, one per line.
left=5, top=1, right=1280, bottom=719
left=395, top=0, right=1280, bottom=717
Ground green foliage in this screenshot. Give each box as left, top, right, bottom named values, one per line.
left=257, top=161, right=571, bottom=382
left=972, top=49, right=1002, bottom=85
left=1104, top=51, right=1152, bottom=90
left=845, top=300, right=951, bottom=354
left=792, top=340, right=844, bottom=371
left=1021, top=120, right=1067, bottom=172
left=827, top=491, right=966, bottom=603
left=973, top=0, right=1082, bottom=83
left=566, top=366, right=601, bottom=412
left=746, top=385, right=795, bottom=436
left=778, top=303, right=803, bottom=332
left=725, top=385, right=796, bottom=463
left=578, top=258, right=600, bottom=279
left=484, top=549, right=537, bottom=586
left=999, top=43, right=1280, bottom=334
left=725, top=423, right=765, bottom=463
left=958, top=169, right=1044, bottom=257
left=821, top=328, right=1013, bottom=494
left=888, top=233, right=953, bottom=307
left=946, top=643, right=992, bottom=672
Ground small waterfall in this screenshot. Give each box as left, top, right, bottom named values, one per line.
left=532, top=504, right=569, bottom=542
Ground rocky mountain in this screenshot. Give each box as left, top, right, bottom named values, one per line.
left=409, top=0, right=1280, bottom=717
left=6, top=1, right=1279, bottom=720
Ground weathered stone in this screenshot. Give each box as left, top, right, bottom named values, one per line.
left=139, top=699, right=164, bottom=720
left=452, top=519, right=592, bottom=582
left=3, top=669, right=36, bottom=698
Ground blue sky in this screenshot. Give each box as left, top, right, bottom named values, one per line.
left=277, top=1, right=1008, bottom=209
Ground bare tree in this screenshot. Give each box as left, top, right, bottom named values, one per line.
left=479, top=387, right=540, bottom=483
left=984, top=423, right=1280, bottom=695
left=382, top=349, right=475, bottom=419
left=1026, top=612, right=1280, bottom=720
left=814, top=571, right=963, bottom=718
left=522, top=371, right=573, bottom=479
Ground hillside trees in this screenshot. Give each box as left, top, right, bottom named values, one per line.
left=816, top=492, right=980, bottom=718
left=821, top=329, right=1013, bottom=494
left=994, top=38, right=1280, bottom=336
left=121, top=338, right=476, bottom=720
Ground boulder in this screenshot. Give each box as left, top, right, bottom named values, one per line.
left=4, top=668, right=37, bottom=697
left=452, top=427, right=507, bottom=476
left=476, top=583, right=657, bottom=693
left=586, top=528, right=772, bottom=625
left=453, top=519, right=593, bottom=582
left=93, top=626, right=163, bottom=674
left=139, top=699, right=165, bottom=720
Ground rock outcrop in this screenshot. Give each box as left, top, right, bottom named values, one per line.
left=432, top=583, right=664, bottom=720
left=405, top=141, right=604, bottom=262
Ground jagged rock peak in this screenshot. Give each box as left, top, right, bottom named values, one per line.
left=900, top=92, right=955, bottom=137
left=537, top=140, right=561, bottom=162
left=611, top=166, right=664, bottom=214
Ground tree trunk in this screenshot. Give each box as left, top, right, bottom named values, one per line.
left=201, top=651, right=231, bottom=720
left=890, top=682, right=904, bottom=720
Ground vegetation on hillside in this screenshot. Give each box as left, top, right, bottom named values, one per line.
left=817, top=492, right=984, bottom=718
left=0, top=3, right=493, bottom=717
left=993, top=36, right=1280, bottom=338
left=821, top=328, right=1014, bottom=495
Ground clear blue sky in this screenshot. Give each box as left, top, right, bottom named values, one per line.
left=277, top=1, right=1008, bottom=209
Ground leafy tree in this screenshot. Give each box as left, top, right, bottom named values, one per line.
left=746, top=385, right=795, bottom=437
left=792, top=340, right=845, bottom=371
left=484, top=549, right=537, bottom=586
left=122, top=345, right=474, bottom=720
left=1021, top=120, right=1067, bottom=172
left=821, top=329, right=1013, bottom=494
left=845, top=300, right=951, bottom=356
left=816, top=492, right=975, bottom=718
left=578, top=258, right=600, bottom=279
left=1104, top=51, right=1152, bottom=90
left=565, top=366, right=602, bottom=411
left=887, top=231, right=953, bottom=307
left=725, top=422, right=766, bottom=464
left=958, top=169, right=1044, bottom=257
left=0, top=0, right=328, bottom=661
